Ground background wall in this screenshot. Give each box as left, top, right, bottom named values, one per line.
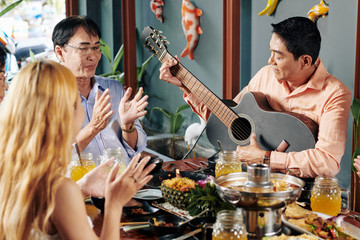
left=79, top=0, right=357, bottom=189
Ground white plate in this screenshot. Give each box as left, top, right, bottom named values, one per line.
left=282, top=212, right=360, bottom=239
left=133, top=189, right=162, bottom=200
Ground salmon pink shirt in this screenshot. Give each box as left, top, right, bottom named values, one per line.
left=183, top=59, right=352, bottom=178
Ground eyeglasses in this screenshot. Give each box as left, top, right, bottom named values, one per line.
left=0, top=70, right=7, bottom=87
left=64, top=43, right=104, bottom=55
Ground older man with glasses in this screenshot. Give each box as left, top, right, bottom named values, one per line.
left=0, top=46, right=8, bottom=103
left=52, top=16, right=148, bottom=165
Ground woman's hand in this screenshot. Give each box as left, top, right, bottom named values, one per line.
left=118, top=87, right=148, bottom=127
left=104, top=154, right=155, bottom=209
left=77, top=158, right=114, bottom=198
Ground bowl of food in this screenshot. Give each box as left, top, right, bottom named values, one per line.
left=148, top=215, right=187, bottom=236
left=123, top=201, right=159, bottom=217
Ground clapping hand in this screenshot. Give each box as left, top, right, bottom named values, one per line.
left=90, top=89, right=114, bottom=132
left=105, top=154, right=155, bottom=209
left=118, top=87, right=148, bottom=126
left=77, top=158, right=115, bottom=198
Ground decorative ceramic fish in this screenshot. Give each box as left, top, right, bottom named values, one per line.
left=180, top=0, right=203, bottom=60
left=307, top=0, right=329, bottom=22
left=258, top=0, right=279, bottom=16
left=150, top=0, right=164, bottom=23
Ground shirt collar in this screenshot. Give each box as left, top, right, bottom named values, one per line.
left=303, top=58, right=328, bottom=91
left=85, top=77, right=105, bottom=104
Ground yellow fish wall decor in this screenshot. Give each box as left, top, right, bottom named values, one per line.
left=307, top=0, right=329, bottom=22
left=258, top=0, right=279, bottom=16
left=180, top=0, right=203, bottom=60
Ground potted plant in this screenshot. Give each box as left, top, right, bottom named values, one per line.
left=149, top=104, right=191, bottom=159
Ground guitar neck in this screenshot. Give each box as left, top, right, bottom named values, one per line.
left=160, top=52, right=237, bottom=128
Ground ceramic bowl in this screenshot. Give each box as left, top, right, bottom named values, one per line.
left=145, top=156, right=163, bottom=175
left=148, top=215, right=186, bottom=236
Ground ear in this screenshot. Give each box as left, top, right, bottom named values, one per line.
left=54, top=45, right=65, bottom=62
left=301, top=55, right=313, bottom=69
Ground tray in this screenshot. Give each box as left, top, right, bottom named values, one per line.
left=152, top=201, right=193, bottom=220
left=282, top=212, right=360, bottom=239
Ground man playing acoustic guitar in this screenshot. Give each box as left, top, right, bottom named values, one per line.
left=158, top=16, right=351, bottom=180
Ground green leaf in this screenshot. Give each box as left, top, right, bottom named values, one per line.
left=351, top=98, right=360, bottom=124
left=151, top=107, right=171, bottom=119
left=176, top=104, right=191, bottom=114
left=0, top=0, right=23, bottom=17
left=137, top=55, right=154, bottom=81
left=172, top=114, right=184, bottom=134
left=112, top=44, right=123, bottom=73
left=100, top=39, right=112, bottom=65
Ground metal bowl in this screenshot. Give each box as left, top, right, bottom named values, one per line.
left=214, top=172, right=304, bottom=209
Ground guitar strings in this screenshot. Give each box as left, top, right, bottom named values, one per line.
left=164, top=54, right=253, bottom=140
left=167, top=58, right=252, bottom=139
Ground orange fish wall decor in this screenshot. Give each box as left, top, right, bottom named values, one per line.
left=307, top=0, right=329, bottom=22
left=150, top=0, right=164, bottom=23
left=181, top=0, right=203, bottom=60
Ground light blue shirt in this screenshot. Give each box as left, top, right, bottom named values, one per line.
left=80, top=75, right=147, bottom=164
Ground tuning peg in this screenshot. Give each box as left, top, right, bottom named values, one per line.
left=154, top=30, right=163, bottom=35
left=162, top=40, right=170, bottom=45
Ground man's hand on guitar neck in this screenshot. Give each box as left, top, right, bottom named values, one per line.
left=159, top=55, right=191, bottom=94
left=236, top=133, right=267, bottom=165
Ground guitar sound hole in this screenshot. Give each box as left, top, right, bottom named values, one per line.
left=231, top=117, right=252, bottom=141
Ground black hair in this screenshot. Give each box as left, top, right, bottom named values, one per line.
left=52, top=15, right=101, bottom=48
left=271, top=16, right=321, bottom=64
left=0, top=46, right=6, bottom=69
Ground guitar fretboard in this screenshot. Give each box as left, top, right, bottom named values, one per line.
left=161, top=52, right=237, bottom=128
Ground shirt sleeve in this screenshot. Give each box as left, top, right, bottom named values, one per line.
left=270, top=90, right=352, bottom=178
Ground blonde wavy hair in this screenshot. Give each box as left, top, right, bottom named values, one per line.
left=0, top=60, right=78, bottom=239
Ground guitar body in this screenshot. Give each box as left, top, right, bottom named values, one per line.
left=206, top=92, right=318, bottom=152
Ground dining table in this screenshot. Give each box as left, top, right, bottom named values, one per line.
left=84, top=155, right=360, bottom=239
left=86, top=156, right=211, bottom=239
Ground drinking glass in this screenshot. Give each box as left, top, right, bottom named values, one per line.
left=70, top=152, right=96, bottom=181
left=97, top=147, right=127, bottom=174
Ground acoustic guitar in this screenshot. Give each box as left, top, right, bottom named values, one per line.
left=142, top=26, right=318, bottom=152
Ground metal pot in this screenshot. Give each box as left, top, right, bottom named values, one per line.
left=214, top=164, right=305, bottom=238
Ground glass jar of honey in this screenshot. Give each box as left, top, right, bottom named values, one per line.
left=215, top=150, right=242, bottom=178
left=212, top=209, right=247, bottom=240
left=310, top=176, right=349, bottom=216
left=70, top=152, right=96, bottom=181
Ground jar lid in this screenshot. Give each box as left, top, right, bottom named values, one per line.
left=314, top=176, right=338, bottom=187
left=216, top=209, right=244, bottom=225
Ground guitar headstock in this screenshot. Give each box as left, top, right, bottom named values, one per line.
left=142, top=26, right=169, bottom=60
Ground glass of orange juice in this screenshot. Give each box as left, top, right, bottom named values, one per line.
left=70, top=152, right=96, bottom=181
left=310, top=176, right=349, bottom=216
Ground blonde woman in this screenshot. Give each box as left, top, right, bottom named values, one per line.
left=0, top=61, right=155, bottom=240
